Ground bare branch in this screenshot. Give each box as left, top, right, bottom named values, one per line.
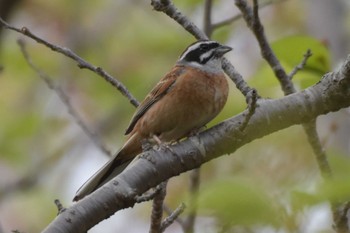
left=17, top=38, right=112, bottom=156
left=212, top=14, right=242, bottom=30
left=0, top=17, right=139, bottom=107
left=234, top=0, right=295, bottom=94
left=54, top=199, right=66, bottom=215
left=163, top=205, right=186, bottom=227
left=212, top=0, right=288, bottom=30
left=288, top=49, right=313, bottom=79
left=135, top=184, right=164, bottom=203
left=149, top=181, right=167, bottom=233
left=303, top=120, right=332, bottom=178
left=203, top=0, right=213, bottom=37
left=161, top=203, right=186, bottom=232
left=239, top=88, right=259, bottom=131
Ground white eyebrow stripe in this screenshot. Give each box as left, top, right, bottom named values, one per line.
left=179, top=41, right=214, bottom=61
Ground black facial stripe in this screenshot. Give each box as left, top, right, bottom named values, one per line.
left=180, top=41, right=220, bottom=64
left=199, top=42, right=220, bottom=51
left=199, top=50, right=215, bottom=65
left=200, top=52, right=215, bottom=64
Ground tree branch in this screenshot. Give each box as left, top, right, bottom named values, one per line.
left=235, top=0, right=295, bottom=94
left=212, top=0, right=288, bottom=30
left=288, top=49, right=313, bottom=79
left=161, top=203, right=186, bottom=232
left=41, top=55, right=350, bottom=233
left=203, top=0, right=213, bottom=37
left=151, top=0, right=254, bottom=98
left=234, top=2, right=342, bottom=228
left=151, top=0, right=208, bottom=40
left=0, top=17, right=139, bottom=107
left=17, top=38, right=112, bottom=156
left=149, top=181, right=167, bottom=233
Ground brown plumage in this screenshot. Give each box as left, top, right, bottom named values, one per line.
left=73, top=40, right=231, bottom=201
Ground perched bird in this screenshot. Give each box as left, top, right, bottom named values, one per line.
left=74, top=40, right=232, bottom=201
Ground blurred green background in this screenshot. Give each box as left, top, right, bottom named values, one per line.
left=0, top=0, right=350, bottom=232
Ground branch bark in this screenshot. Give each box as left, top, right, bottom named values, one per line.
left=42, top=55, right=350, bottom=233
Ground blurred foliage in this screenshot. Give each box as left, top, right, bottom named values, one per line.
left=197, top=178, right=280, bottom=227
left=249, top=35, right=331, bottom=98
left=0, top=0, right=349, bottom=233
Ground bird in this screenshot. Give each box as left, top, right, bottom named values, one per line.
left=73, top=40, right=232, bottom=201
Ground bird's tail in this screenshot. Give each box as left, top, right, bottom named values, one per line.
left=73, top=132, right=142, bottom=201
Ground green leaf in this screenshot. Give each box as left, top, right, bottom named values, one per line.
left=291, top=190, right=322, bottom=212
left=197, top=178, right=280, bottom=227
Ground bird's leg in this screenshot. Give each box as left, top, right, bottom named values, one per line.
left=152, top=134, right=163, bottom=145
left=152, top=135, right=174, bottom=153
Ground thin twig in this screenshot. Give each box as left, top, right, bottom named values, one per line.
left=212, top=14, right=243, bottom=30
left=221, top=58, right=252, bottom=97
left=212, top=0, right=288, bottom=30
left=203, top=0, right=213, bottom=37
left=239, top=88, right=259, bottom=131
left=136, top=184, right=164, bottom=203
left=0, top=17, right=139, bottom=107
left=288, top=49, right=313, bottom=79
left=149, top=181, right=168, bottom=233
left=303, top=120, right=332, bottom=178
left=163, top=204, right=186, bottom=227
left=161, top=203, right=186, bottom=232
left=11, top=230, right=23, bottom=233
left=17, top=39, right=112, bottom=156
left=54, top=199, right=66, bottom=215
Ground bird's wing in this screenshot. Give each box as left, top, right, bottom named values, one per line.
left=124, top=65, right=185, bottom=135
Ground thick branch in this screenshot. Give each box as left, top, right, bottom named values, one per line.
left=42, top=55, right=350, bottom=233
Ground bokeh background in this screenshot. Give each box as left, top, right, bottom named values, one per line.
left=0, top=0, right=350, bottom=232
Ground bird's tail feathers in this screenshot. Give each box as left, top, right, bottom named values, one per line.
left=73, top=133, right=142, bottom=201
left=73, top=153, right=131, bottom=201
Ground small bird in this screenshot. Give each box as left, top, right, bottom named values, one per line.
left=74, top=40, right=232, bottom=201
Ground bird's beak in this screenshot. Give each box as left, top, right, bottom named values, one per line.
left=215, top=45, right=233, bottom=56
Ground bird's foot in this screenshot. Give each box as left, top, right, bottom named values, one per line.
left=152, top=135, right=175, bottom=153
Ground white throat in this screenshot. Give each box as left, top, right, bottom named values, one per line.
left=177, top=57, right=223, bottom=74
